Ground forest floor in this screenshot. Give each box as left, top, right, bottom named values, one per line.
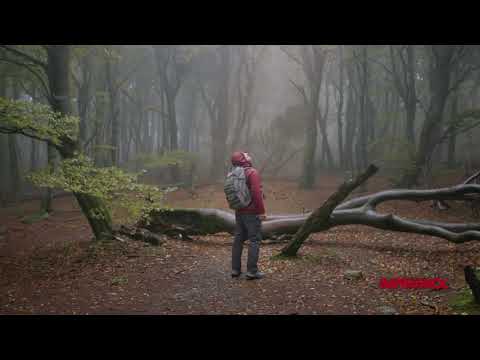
left=1, top=173, right=480, bottom=315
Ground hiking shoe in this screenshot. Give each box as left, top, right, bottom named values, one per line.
left=231, top=270, right=242, bottom=278
left=246, top=271, right=265, bottom=280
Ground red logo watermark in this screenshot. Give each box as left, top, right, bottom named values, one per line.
left=379, top=277, right=449, bottom=290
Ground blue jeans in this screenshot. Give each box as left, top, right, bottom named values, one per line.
left=232, top=213, right=262, bottom=274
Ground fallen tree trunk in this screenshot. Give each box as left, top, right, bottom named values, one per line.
left=280, top=164, right=378, bottom=256
left=140, top=168, right=480, bottom=245
left=140, top=208, right=316, bottom=239
left=433, top=169, right=480, bottom=210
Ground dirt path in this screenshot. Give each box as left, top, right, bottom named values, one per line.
left=1, top=177, right=479, bottom=315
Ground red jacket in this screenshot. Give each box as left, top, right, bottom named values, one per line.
left=231, top=152, right=266, bottom=215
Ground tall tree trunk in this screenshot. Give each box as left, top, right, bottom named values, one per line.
left=210, top=45, right=231, bottom=181
left=30, top=138, right=37, bottom=171
left=77, top=51, right=93, bottom=149
left=367, top=97, right=376, bottom=142
left=0, top=134, right=7, bottom=207
left=0, top=73, right=9, bottom=206
left=165, top=89, right=180, bottom=182
left=41, top=143, right=56, bottom=213
left=7, top=134, right=20, bottom=202
left=157, top=91, right=165, bottom=153
left=300, top=46, right=325, bottom=189
left=46, top=45, right=113, bottom=240
left=355, top=46, right=369, bottom=182
left=182, top=87, right=197, bottom=152
left=29, top=84, right=39, bottom=171
left=344, top=71, right=356, bottom=174
left=119, top=95, right=128, bottom=164
left=318, top=83, right=334, bottom=169
left=144, top=110, right=152, bottom=154
left=336, top=45, right=345, bottom=169
left=8, top=80, right=22, bottom=202
left=447, top=91, right=458, bottom=169
left=318, top=117, right=333, bottom=169
left=400, top=46, right=453, bottom=187
left=405, top=45, right=417, bottom=150
left=301, top=103, right=318, bottom=189
left=361, top=46, right=369, bottom=171
left=105, top=58, right=120, bottom=166
left=405, top=101, right=416, bottom=150
left=389, top=45, right=417, bottom=152
left=160, top=79, right=178, bottom=152
left=391, top=92, right=401, bottom=156
left=94, top=83, right=106, bottom=167
left=161, top=92, right=168, bottom=153
left=230, top=46, right=257, bottom=154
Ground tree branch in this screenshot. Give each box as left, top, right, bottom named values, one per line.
left=0, top=125, right=55, bottom=147
left=288, top=79, right=308, bottom=104
left=142, top=170, right=480, bottom=246
left=280, top=164, right=379, bottom=256
left=280, top=46, right=304, bottom=68
left=0, top=57, right=51, bottom=100
left=0, top=45, right=47, bottom=69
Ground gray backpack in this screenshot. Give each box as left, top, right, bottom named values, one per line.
left=224, top=166, right=252, bottom=210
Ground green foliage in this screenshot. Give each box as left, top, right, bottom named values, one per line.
left=27, top=154, right=174, bottom=223
left=0, top=97, right=79, bottom=146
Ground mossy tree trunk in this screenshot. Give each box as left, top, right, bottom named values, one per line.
left=74, top=192, right=113, bottom=240
left=46, top=45, right=114, bottom=240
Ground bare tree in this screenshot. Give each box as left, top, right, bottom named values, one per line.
left=229, top=45, right=266, bottom=153
left=331, top=45, right=345, bottom=168
left=281, top=45, right=330, bottom=189
left=195, top=46, right=233, bottom=180
left=401, top=45, right=480, bottom=187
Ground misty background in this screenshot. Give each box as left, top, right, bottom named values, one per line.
left=2, top=45, right=480, bottom=206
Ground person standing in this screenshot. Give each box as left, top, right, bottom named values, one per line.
left=225, top=152, right=266, bottom=280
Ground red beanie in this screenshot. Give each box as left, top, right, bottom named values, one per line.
left=231, top=152, right=252, bottom=167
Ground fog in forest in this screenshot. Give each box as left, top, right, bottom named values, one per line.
left=2, top=45, right=480, bottom=203
left=3, top=45, right=480, bottom=315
